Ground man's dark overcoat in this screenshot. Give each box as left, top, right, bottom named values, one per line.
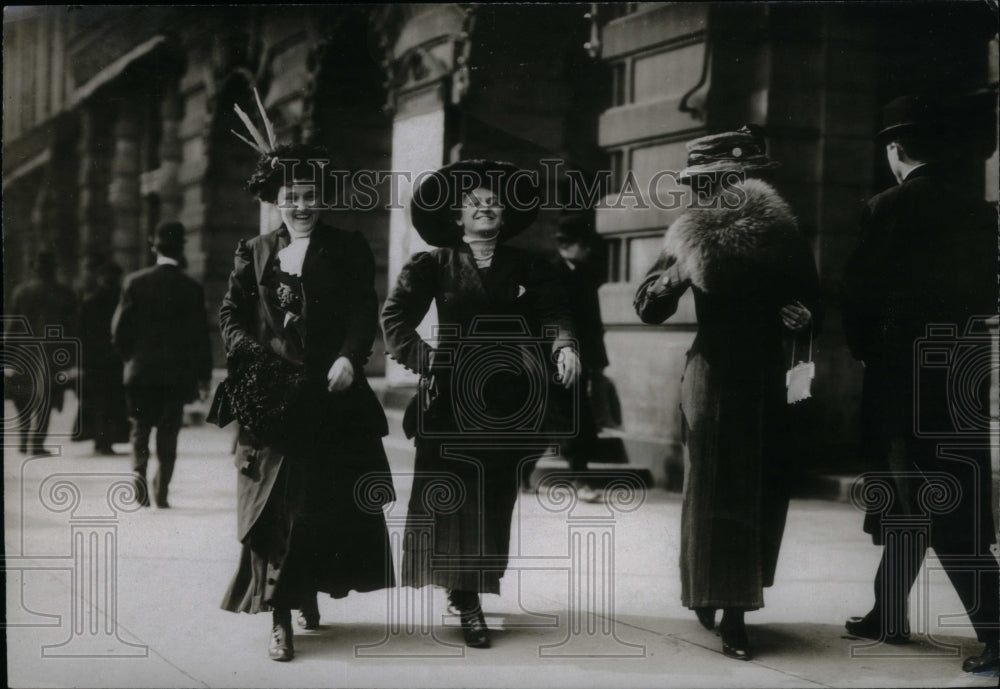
left=842, top=164, right=997, bottom=549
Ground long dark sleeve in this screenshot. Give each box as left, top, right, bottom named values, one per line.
left=219, top=238, right=257, bottom=353
left=110, top=279, right=136, bottom=360
left=337, top=231, right=379, bottom=367
left=842, top=202, right=891, bottom=361
left=193, top=283, right=213, bottom=382
left=633, top=252, right=690, bottom=324
left=380, top=251, right=436, bottom=373
left=530, top=256, right=577, bottom=354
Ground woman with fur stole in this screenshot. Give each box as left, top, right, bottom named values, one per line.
left=634, top=125, right=821, bottom=661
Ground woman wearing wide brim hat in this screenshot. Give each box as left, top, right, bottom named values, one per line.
left=382, top=159, right=581, bottom=648
left=213, top=90, right=395, bottom=662
left=408, top=159, right=542, bottom=246
left=634, top=125, right=822, bottom=661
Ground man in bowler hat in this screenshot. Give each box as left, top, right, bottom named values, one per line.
left=112, top=222, right=213, bottom=508
left=842, top=94, right=999, bottom=672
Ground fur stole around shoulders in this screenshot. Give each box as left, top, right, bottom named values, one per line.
left=661, top=178, right=801, bottom=294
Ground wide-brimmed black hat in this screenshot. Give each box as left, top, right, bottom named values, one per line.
left=409, top=159, right=540, bottom=247
left=877, top=94, right=943, bottom=140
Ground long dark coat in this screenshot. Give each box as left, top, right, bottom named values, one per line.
left=6, top=277, right=78, bottom=411
left=79, top=285, right=129, bottom=445
left=634, top=178, right=821, bottom=610
left=218, top=223, right=394, bottom=613
left=112, top=263, right=213, bottom=402
left=842, top=164, right=996, bottom=550
left=381, top=243, right=575, bottom=594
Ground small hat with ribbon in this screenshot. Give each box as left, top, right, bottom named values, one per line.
left=679, top=124, right=780, bottom=180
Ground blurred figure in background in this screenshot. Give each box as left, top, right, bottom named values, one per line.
left=5, top=250, right=78, bottom=456
left=112, top=222, right=213, bottom=508
left=548, top=213, right=611, bottom=502
left=79, top=259, right=128, bottom=455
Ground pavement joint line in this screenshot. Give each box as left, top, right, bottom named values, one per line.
left=12, top=554, right=212, bottom=688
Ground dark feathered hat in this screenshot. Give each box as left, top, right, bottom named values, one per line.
left=409, top=159, right=540, bottom=248
left=230, top=87, right=334, bottom=204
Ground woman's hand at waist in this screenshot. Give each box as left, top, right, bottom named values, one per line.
left=327, top=356, right=355, bottom=392
left=555, top=347, right=581, bottom=388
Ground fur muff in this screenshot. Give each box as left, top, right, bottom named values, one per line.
left=211, top=336, right=318, bottom=453
left=662, top=178, right=800, bottom=294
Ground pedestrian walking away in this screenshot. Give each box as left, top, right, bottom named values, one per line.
left=841, top=93, right=999, bottom=674
left=4, top=250, right=79, bottom=456
left=112, top=222, right=213, bottom=508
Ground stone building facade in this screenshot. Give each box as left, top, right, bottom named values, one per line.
left=4, top=3, right=996, bottom=486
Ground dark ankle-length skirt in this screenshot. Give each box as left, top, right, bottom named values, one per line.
left=679, top=354, right=792, bottom=611
left=400, top=438, right=522, bottom=595
left=221, top=436, right=395, bottom=613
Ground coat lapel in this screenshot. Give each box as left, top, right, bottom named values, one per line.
left=257, top=228, right=288, bottom=337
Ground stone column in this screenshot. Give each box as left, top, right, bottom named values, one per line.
left=379, top=4, right=468, bottom=386
left=76, top=104, right=114, bottom=275
left=157, top=88, right=183, bottom=223
left=108, top=99, right=143, bottom=273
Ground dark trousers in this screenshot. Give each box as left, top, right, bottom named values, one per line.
left=126, top=385, right=185, bottom=506
left=872, top=526, right=1000, bottom=644
left=13, top=395, right=52, bottom=454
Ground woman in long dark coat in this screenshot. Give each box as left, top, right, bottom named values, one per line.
left=381, top=160, right=580, bottom=648
left=634, top=126, right=821, bottom=661
left=214, top=134, right=394, bottom=661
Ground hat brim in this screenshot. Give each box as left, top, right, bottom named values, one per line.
left=876, top=122, right=935, bottom=142
left=679, top=159, right=780, bottom=181
left=410, top=160, right=540, bottom=248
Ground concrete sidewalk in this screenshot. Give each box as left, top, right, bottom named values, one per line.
left=4, top=406, right=998, bottom=688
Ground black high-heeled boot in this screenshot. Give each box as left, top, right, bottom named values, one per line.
left=269, top=608, right=294, bottom=662
left=447, top=589, right=490, bottom=649
left=297, top=592, right=320, bottom=630
left=719, top=608, right=750, bottom=661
